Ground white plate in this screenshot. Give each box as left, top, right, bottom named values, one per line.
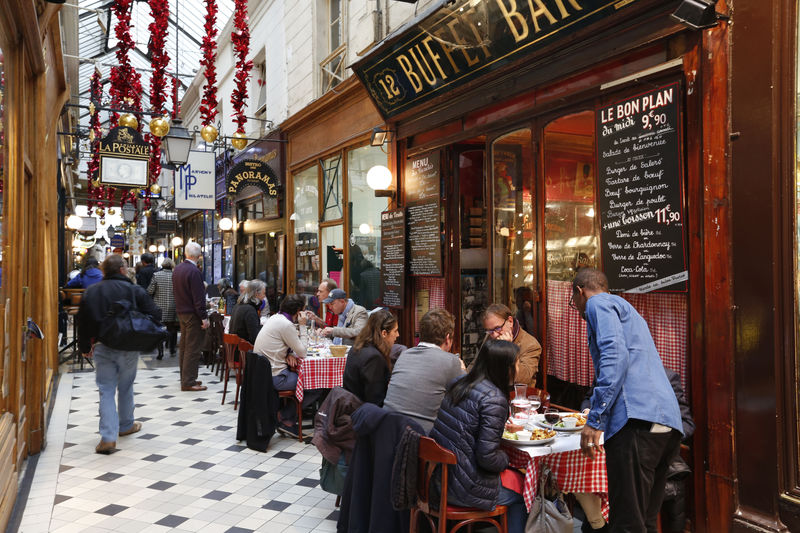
left=502, top=435, right=556, bottom=446
left=534, top=414, right=585, bottom=432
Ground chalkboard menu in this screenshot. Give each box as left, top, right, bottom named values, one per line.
left=407, top=199, right=442, bottom=276
left=597, top=81, right=688, bottom=293
left=380, top=209, right=405, bottom=308
left=405, top=151, right=440, bottom=203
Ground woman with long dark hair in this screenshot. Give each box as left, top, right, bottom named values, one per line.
left=342, top=309, right=398, bottom=406
left=430, top=339, right=527, bottom=533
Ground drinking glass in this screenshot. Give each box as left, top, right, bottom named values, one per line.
left=544, top=407, right=560, bottom=428
left=527, top=394, right=542, bottom=414
left=513, top=383, right=527, bottom=400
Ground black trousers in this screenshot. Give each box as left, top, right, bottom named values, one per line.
left=605, top=419, right=681, bottom=533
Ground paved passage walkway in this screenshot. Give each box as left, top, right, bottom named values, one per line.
left=16, top=356, right=338, bottom=533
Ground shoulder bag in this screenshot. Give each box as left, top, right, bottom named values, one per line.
left=525, top=464, right=573, bottom=533
left=98, top=284, right=167, bottom=352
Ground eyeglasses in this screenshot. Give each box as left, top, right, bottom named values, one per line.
left=485, top=324, right=504, bottom=335
left=568, top=285, right=582, bottom=310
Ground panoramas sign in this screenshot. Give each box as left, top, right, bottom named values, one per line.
left=353, top=0, right=640, bottom=118
left=596, top=81, right=687, bottom=293
left=380, top=209, right=406, bottom=308
left=227, top=159, right=280, bottom=198
left=175, top=151, right=216, bottom=210
left=99, top=126, right=150, bottom=187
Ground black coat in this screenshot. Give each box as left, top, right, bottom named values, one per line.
left=236, top=351, right=278, bottom=452
left=338, top=403, right=423, bottom=533
left=342, top=344, right=390, bottom=406
left=429, top=378, right=509, bottom=510
left=229, top=302, right=261, bottom=344
left=136, top=263, right=155, bottom=290
left=77, top=274, right=162, bottom=354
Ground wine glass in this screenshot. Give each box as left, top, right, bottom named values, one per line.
left=527, top=394, right=541, bottom=413
left=544, top=407, right=560, bottom=429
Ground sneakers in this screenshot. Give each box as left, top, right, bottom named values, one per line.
left=95, top=440, right=117, bottom=454
left=119, top=421, right=142, bottom=436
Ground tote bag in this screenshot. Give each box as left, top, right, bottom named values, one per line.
left=525, top=464, right=573, bottom=533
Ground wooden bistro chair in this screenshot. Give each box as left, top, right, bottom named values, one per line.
left=221, top=333, right=241, bottom=407
left=410, top=436, right=508, bottom=533
left=277, top=354, right=303, bottom=443
left=231, top=339, right=254, bottom=410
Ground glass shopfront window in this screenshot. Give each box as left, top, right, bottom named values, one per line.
left=294, top=166, right=319, bottom=300
left=321, top=154, right=343, bottom=221
left=347, top=145, right=387, bottom=309
left=492, top=129, right=535, bottom=311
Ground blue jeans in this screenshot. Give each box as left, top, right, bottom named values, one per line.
left=94, top=344, right=139, bottom=442
left=498, top=486, right=528, bottom=533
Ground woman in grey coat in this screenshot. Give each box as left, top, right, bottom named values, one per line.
left=147, top=259, right=177, bottom=359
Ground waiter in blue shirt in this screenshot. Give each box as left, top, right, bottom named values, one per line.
left=570, top=267, right=683, bottom=533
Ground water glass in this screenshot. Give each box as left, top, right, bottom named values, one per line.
left=527, top=394, right=542, bottom=414
left=513, top=383, right=527, bottom=401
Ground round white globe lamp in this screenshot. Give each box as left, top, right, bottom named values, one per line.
left=66, top=214, right=82, bottom=230
left=366, top=165, right=392, bottom=191
left=172, top=236, right=184, bottom=247
left=218, top=217, right=234, bottom=231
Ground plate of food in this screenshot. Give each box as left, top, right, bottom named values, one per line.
left=536, top=413, right=587, bottom=432
left=502, top=427, right=557, bottom=446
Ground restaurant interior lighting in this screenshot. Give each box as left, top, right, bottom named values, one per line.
left=171, top=236, right=184, bottom=247
left=670, top=0, right=727, bottom=30
left=369, top=127, right=393, bottom=147
left=148, top=244, right=158, bottom=253
left=66, top=214, right=82, bottom=230
left=162, top=119, right=193, bottom=167
left=218, top=217, right=234, bottom=231
left=157, top=244, right=166, bottom=253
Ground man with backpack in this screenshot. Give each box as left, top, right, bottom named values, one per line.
left=78, top=254, right=163, bottom=454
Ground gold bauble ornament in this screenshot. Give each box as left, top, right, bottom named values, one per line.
left=108, top=208, right=116, bottom=215
left=96, top=208, right=105, bottom=217
left=150, top=183, right=162, bottom=194
left=119, top=113, right=138, bottom=130
left=231, top=131, right=248, bottom=150
left=143, top=210, right=151, bottom=217
left=130, top=222, right=137, bottom=229
left=89, top=130, right=95, bottom=142
left=88, top=102, right=96, bottom=116
left=201, top=124, right=218, bottom=143
left=170, top=187, right=175, bottom=195
left=91, top=179, right=101, bottom=188
left=149, top=116, right=170, bottom=138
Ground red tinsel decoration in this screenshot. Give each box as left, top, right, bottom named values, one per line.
left=230, top=0, right=252, bottom=133
left=86, top=70, right=103, bottom=214
left=200, top=0, right=219, bottom=126
left=108, top=0, right=143, bottom=121
left=145, top=0, right=170, bottom=211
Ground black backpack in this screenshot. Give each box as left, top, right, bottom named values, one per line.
left=97, top=285, right=167, bottom=352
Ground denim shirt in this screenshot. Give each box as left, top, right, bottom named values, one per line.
left=584, top=292, right=683, bottom=440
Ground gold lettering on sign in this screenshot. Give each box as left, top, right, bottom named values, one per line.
left=495, top=0, right=529, bottom=43
left=422, top=37, right=448, bottom=79
left=527, top=0, right=558, bottom=32
left=463, top=5, right=492, bottom=60
left=397, top=54, right=423, bottom=93
left=447, top=18, right=479, bottom=67
left=432, top=28, right=460, bottom=73
left=553, top=0, right=584, bottom=18
left=409, top=45, right=437, bottom=85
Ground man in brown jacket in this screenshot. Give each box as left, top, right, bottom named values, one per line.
left=482, top=303, right=542, bottom=386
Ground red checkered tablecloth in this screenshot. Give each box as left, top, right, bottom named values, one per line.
left=504, top=443, right=610, bottom=520
left=295, top=356, right=347, bottom=401
left=545, top=280, right=688, bottom=392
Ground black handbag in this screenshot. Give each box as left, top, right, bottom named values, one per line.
left=98, top=285, right=167, bottom=352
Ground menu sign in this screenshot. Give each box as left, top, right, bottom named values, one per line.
left=407, top=199, right=442, bottom=276
left=405, top=151, right=440, bottom=203
left=597, top=81, right=687, bottom=293
left=380, top=209, right=406, bottom=308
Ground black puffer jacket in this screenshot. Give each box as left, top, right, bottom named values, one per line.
left=429, top=378, right=509, bottom=510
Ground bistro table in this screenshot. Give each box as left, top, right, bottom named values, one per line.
left=503, top=429, right=610, bottom=519
left=295, top=344, right=348, bottom=402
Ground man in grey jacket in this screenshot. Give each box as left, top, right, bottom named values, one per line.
left=320, top=289, right=368, bottom=346
left=383, top=309, right=466, bottom=434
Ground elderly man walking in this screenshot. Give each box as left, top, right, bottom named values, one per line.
left=78, top=254, right=162, bottom=454
left=173, top=242, right=209, bottom=391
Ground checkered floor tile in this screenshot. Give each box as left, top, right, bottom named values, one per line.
left=17, top=353, right=338, bottom=533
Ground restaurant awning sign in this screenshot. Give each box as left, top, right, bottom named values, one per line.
left=99, top=125, right=150, bottom=187
left=227, top=159, right=280, bottom=197
left=352, top=0, right=640, bottom=118
left=175, top=151, right=216, bottom=210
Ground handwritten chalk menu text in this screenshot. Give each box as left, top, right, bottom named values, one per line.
left=597, top=82, right=688, bottom=293
left=407, top=199, right=442, bottom=276
left=405, top=151, right=440, bottom=203
left=380, top=209, right=406, bottom=308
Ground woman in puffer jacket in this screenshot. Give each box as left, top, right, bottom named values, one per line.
left=430, top=340, right=527, bottom=533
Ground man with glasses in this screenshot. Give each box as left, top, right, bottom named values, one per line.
left=481, top=303, right=542, bottom=387
left=571, top=267, right=682, bottom=532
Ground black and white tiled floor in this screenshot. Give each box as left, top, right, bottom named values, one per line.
left=18, top=357, right=339, bottom=533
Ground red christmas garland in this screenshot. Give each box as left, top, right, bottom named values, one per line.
left=108, top=0, right=143, bottom=120
left=200, top=0, right=219, bottom=126
left=145, top=0, right=170, bottom=210
left=230, top=0, right=252, bottom=133
left=86, top=70, right=103, bottom=214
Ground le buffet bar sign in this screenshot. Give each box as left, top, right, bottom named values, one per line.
left=353, top=0, right=640, bottom=118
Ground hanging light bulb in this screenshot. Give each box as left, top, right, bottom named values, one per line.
left=218, top=217, right=233, bottom=231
